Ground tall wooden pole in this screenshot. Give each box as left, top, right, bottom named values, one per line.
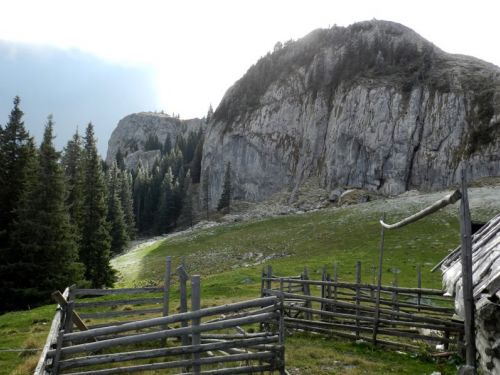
left=372, top=214, right=385, bottom=346
left=459, top=168, right=476, bottom=372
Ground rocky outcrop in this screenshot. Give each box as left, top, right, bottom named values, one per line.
left=106, top=112, right=204, bottom=168
left=202, top=20, right=500, bottom=205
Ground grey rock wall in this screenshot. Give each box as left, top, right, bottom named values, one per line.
left=202, top=20, right=500, bottom=206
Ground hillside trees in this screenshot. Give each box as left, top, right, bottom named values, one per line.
left=61, top=130, right=85, bottom=241
left=107, top=162, right=129, bottom=255
left=7, top=118, right=86, bottom=306
left=0, top=96, right=33, bottom=250
left=80, top=123, right=115, bottom=287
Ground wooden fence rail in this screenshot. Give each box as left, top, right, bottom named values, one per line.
left=261, top=262, right=463, bottom=352
left=36, top=259, right=285, bottom=375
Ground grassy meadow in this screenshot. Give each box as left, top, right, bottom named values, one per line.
left=3, top=188, right=499, bottom=374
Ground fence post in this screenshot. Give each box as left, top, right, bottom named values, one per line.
left=459, top=168, right=476, bottom=372
left=355, top=261, right=361, bottom=339
left=372, top=213, right=385, bottom=346
left=321, top=267, right=327, bottom=312
left=333, top=262, right=338, bottom=313
left=371, top=265, right=376, bottom=299
left=265, top=265, right=273, bottom=295
left=163, top=256, right=171, bottom=318
left=161, top=256, right=172, bottom=346
left=391, top=268, right=399, bottom=326
left=303, top=267, right=312, bottom=320
left=278, top=278, right=286, bottom=374
left=417, top=264, right=422, bottom=312
left=191, top=275, right=201, bottom=375
left=177, top=265, right=190, bottom=348
left=50, top=329, right=65, bottom=375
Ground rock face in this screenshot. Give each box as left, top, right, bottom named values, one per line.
left=203, top=20, right=500, bottom=205
left=106, top=112, right=204, bottom=169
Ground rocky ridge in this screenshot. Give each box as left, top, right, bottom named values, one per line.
left=202, top=20, right=500, bottom=205
left=106, top=112, right=204, bottom=169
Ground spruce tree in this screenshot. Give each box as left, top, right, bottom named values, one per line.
left=156, top=168, right=174, bottom=233
left=0, top=96, right=32, bottom=250
left=8, top=117, right=85, bottom=307
left=120, top=170, right=136, bottom=239
left=61, top=130, right=85, bottom=242
left=81, top=123, right=115, bottom=287
left=106, top=162, right=129, bottom=255
left=217, top=162, right=232, bottom=213
left=179, top=170, right=194, bottom=228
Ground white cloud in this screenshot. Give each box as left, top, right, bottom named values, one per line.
left=1, top=0, right=499, bottom=119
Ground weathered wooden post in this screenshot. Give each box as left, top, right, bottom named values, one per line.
left=321, top=267, right=327, bottom=312
left=303, top=267, right=312, bottom=320
left=177, top=265, right=190, bottom=348
left=161, top=256, right=172, bottom=346
left=355, top=261, right=361, bottom=338
left=372, top=214, right=385, bottom=346
left=191, top=275, right=201, bottom=375
left=459, top=168, right=476, bottom=373
left=163, top=256, right=171, bottom=318
left=333, top=262, right=338, bottom=313
left=278, top=277, right=286, bottom=375
left=417, top=264, right=422, bottom=312
left=391, top=268, right=400, bottom=326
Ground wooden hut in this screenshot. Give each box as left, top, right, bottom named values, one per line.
left=440, top=213, right=500, bottom=373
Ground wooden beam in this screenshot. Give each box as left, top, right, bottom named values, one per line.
left=51, top=291, right=89, bottom=332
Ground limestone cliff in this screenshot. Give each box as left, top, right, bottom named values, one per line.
left=106, top=112, right=204, bottom=169
left=203, top=20, right=500, bottom=205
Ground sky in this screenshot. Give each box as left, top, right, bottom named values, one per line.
left=0, top=0, right=499, bottom=155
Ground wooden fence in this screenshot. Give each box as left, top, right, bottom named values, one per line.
left=35, top=259, right=285, bottom=375
left=261, top=263, right=464, bottom=352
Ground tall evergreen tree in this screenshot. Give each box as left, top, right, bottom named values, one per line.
left=217, top=162, right=232, bottom=213
left=107, top=162, right=129, bottom=255
left=7, top=117, right=85, bottom=308
left=156, top=168, right=174, bottom=233
left=81, top=123, right=115, bottom=287
left=0, top=96, right=32, bottom=250
left=179, top=170, right=194, bottom=229
left=120, top=170, right=136, bottom=239
left=62, top=130, right=85, bottom=241
left=190, top=136, right=203, bottom=184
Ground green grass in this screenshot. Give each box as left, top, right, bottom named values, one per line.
left=3, top=195, right=480, bottom=374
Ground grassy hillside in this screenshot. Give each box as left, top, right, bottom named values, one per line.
left=2, top=187, right=498, bottom=374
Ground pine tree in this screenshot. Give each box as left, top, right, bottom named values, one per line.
left=7, top=117, right=85, bottom=308
left=156, top=168, right=175, bottom=233
left=179, top=170, right=194, bottom=229
left=120, top=170, right=136, bottom=239
left=190, top=135, right=204, bottom=184
left=0, top=96, right=32, bottom=250
left=62, top=130, right=85, bottom=242
left=81, top=123, right=115, bottom=287
left=106, top=162, right=129, bottom=255
left=217, top=162, right=232, bottom=213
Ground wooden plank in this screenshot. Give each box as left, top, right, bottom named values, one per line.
left=64, top=296, right=278, bottom=342
left=51, top=291, right=89, bottom=332
left=51, top=312, right=279, bottom=356
left=288, top=305, right=463, bottom=332
left=34, top=288, right=68, bottom=375
left=266, top=291, right=459, bottom=326
left=79, top=307, right=163, bottom=319
left=62, top=352, right=275, bottom=375
left=74, top=297, right=163, bottom=309
left=355, top=261, right=361, bottom=338
left=58, top=336, right=279, bottom=370
left=73, top=287, right=162, bottom=296
left=262, top=277, right=447, bottom=296
left=459, top=168, right=476, bottom=370
left=192, top=275, right=201, bottom=374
